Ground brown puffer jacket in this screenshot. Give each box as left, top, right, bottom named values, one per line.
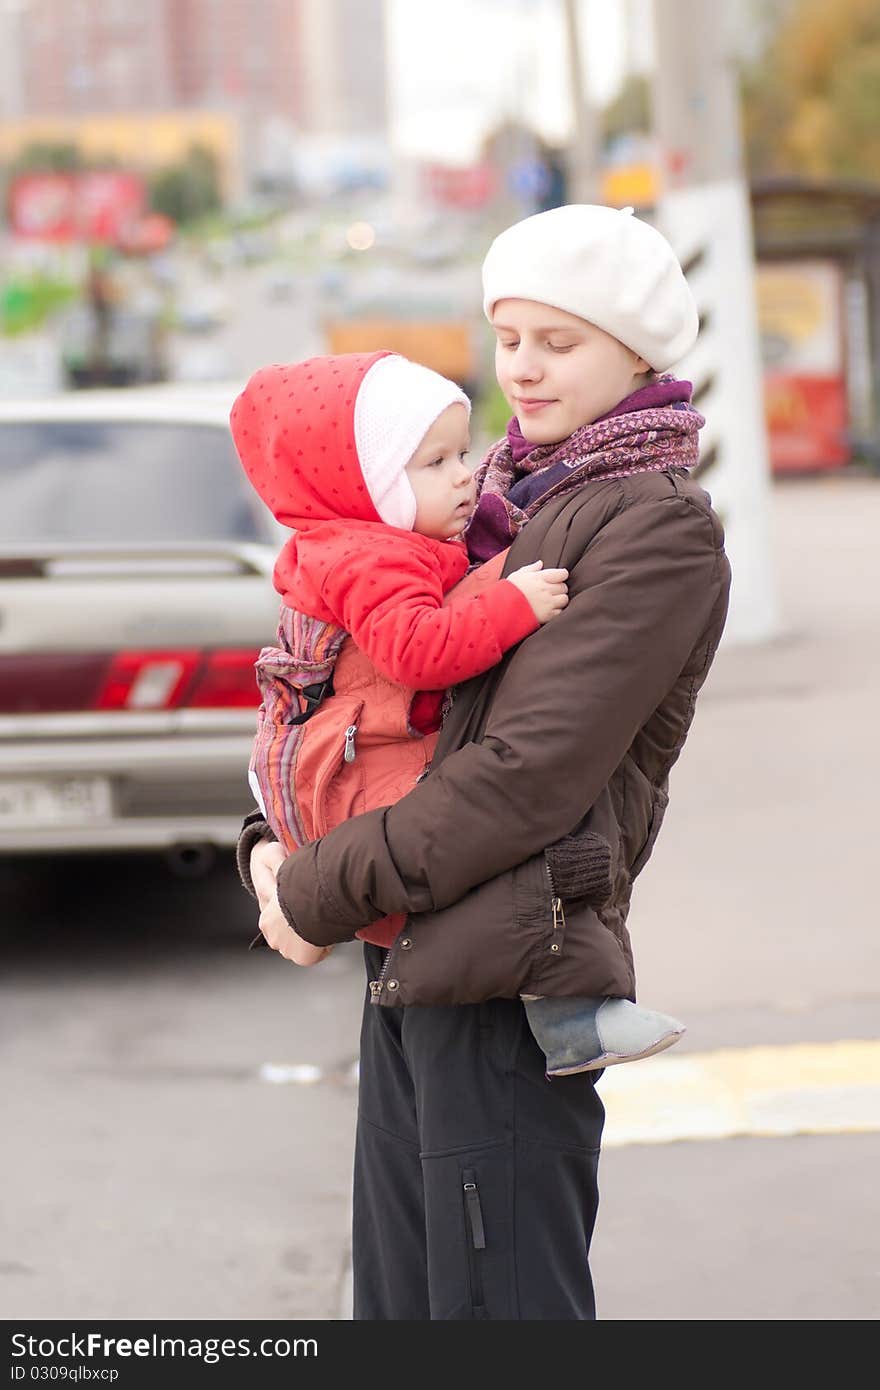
left=270, top=467, right=731, bottom=1007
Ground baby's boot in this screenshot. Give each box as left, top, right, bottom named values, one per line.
left=523, top=995, right=685, bottom=1076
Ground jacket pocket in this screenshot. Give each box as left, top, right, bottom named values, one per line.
left=629, top=785, right=669, bottom=878
left=299, top=695, right=366, bottom=839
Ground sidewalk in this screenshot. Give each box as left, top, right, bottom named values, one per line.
left=330, top=471, right=880, bottom=1319
left=630, top=470, right=879, bottom=1026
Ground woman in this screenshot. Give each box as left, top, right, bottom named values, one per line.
left=243, top=204, right=732, bottom=1320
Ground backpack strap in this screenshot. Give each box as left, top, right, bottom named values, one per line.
left=254, top=609, right=347, bottom=723
left=249, top=609, right=350, bottom=852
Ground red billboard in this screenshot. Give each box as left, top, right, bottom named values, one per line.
left=9, top=172, right=146, bottom=243
left=757, top=260, right=849, bottom=473
left=762, top=375, right=848, bottom=473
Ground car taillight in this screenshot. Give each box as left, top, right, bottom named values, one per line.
left=0, top=652, right=112, bottom=714
left=96, top=650, right=202, bottom=710
left=95, top=649, right=259, bottom=710
left=185, top=650, right=261, bottom=708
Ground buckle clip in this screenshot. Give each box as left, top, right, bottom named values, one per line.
left=287, top=675, right=334, bottom=726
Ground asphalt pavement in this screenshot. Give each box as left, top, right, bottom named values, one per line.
left=2, top=472, right=878, bottom=1322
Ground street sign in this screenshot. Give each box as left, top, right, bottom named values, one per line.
left=507, top=160, right=551, bottom=203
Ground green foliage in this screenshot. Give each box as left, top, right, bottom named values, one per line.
left=149, top=144, right=222, bottom=227
left=742, top=0, right=880, bottom=181
left=477, top=382, right=512, bottom=445
left=9, top=141, right=84, bottom=175
left=601, top=75, right=651, bottom=147
left=0, top=275, right=76, bottom=337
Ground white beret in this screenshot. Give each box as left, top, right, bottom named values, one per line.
left=482, top=203, right=698, bottom=372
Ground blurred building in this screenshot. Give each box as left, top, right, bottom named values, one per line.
left=1, top=0, right=388, bottom=194
left=0, top=1, right=26, bottom=122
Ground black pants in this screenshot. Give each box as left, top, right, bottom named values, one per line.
left=352, top=944, right=605, bottom=1320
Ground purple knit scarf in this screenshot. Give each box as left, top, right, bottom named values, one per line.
left=466, top=376, right=704, bottom=564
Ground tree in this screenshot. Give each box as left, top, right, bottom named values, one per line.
left=149, top=144, right=222, bottom=227
left=742, top=0, right=880, bottom=181
left=601, top=74, right=650, bottom=149
left=8, top=141, right=84, bottom=176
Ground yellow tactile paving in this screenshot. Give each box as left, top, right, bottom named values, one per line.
left=598, top=1040, right=880, bottom=1146
left=258, top=1040, right=880, bottom=1146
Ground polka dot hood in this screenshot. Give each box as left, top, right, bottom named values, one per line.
left=230, top=351, right=392, bottom=531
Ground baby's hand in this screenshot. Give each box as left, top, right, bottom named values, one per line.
left=252, top=842, right=332, bottom=966
left=257, top=884, right=334, bottom=966
left=507, top=560, right=569, bottom=624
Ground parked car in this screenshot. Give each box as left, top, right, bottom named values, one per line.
left=59, top=302, right=170, bottom=390
left=0, top=386, right=284, bottom=870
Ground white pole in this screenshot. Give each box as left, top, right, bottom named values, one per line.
left=650, top=0, right=778, bottom=643
left=562, top=0, right=600, bottom=204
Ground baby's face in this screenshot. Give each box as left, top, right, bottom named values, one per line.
left=405, top=403, right=475, bottom=542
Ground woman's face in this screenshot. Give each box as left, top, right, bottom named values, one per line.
left=492, top=299, right=650, bottom=445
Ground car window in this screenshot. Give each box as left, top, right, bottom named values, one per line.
left=0, top=421, right=266, bottom=544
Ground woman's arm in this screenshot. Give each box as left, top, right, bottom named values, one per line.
left=275, top=496, right=729, bottom=947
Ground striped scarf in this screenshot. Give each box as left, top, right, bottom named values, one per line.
left=466, top=376, right=704, bottom=564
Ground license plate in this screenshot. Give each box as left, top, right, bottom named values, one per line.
left=0, top=777, right=114, bottom=826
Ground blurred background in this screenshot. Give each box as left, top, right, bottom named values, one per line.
left=1, top=0, right=878, bottom=1323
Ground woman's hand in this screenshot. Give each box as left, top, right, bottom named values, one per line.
left=507, top=560, right=569, bottom=624
left=251, top=839, right=332, bottom=966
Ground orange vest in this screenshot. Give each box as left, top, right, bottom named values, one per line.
left=254, top=548, right=509, bottom=948
left=297, top=547, right=508, bottom=947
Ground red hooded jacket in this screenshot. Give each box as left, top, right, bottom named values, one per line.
left=230, top=351, right=537, bottom=732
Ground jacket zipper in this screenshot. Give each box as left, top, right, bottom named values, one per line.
left=368, top=945, right=395, bottom=1003
left=372, top=751, right=429, bottom=997
left=462, top=1169, right=487, bottom=1313
left=439, top=686, right=456, bottom=725
left=545, top=858, right=566, bottom=942
left=343, top=724, right=358, bottom=763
